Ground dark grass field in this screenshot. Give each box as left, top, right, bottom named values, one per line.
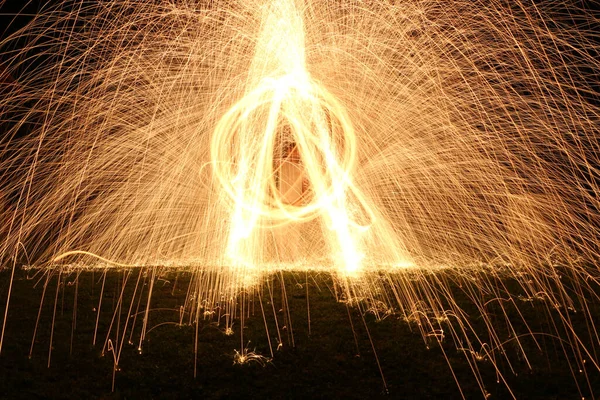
left=1, top=267, right=600, bottom=399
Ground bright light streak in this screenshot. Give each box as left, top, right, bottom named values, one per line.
left=209, top=0, right=411, bottom=276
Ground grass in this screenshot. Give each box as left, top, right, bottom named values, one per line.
left=1, top=267, right=600, bottom=399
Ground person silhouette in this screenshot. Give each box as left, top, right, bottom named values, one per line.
left=274, top=141, right=309, bottom=264
left=278, top=142, right=305, bottom=206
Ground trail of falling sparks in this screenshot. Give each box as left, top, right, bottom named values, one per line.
left=211, top=0, right=410, bottom=277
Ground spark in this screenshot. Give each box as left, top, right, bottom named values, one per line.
left=233, top=346, right=272, bottom=367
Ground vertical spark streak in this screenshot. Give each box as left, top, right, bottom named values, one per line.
left=211, top=0, right=411, bottom=277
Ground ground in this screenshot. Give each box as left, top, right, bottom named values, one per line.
left=1, top=267, right=599, bottom=399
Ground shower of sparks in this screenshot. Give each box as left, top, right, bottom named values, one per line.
left=210, top=0, right=409, bottom=277
left=0, top=0, right=599, bottom=396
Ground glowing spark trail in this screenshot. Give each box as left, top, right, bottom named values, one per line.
left=210, top=0, right=408, bottom=276
left=0, top=0, right=599, bottom=397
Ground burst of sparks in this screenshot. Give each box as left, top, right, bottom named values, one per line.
left=0, top=0, right=599, bottom=397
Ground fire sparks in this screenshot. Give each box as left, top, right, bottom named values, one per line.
left=0, top=0, right=599, bottom=396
